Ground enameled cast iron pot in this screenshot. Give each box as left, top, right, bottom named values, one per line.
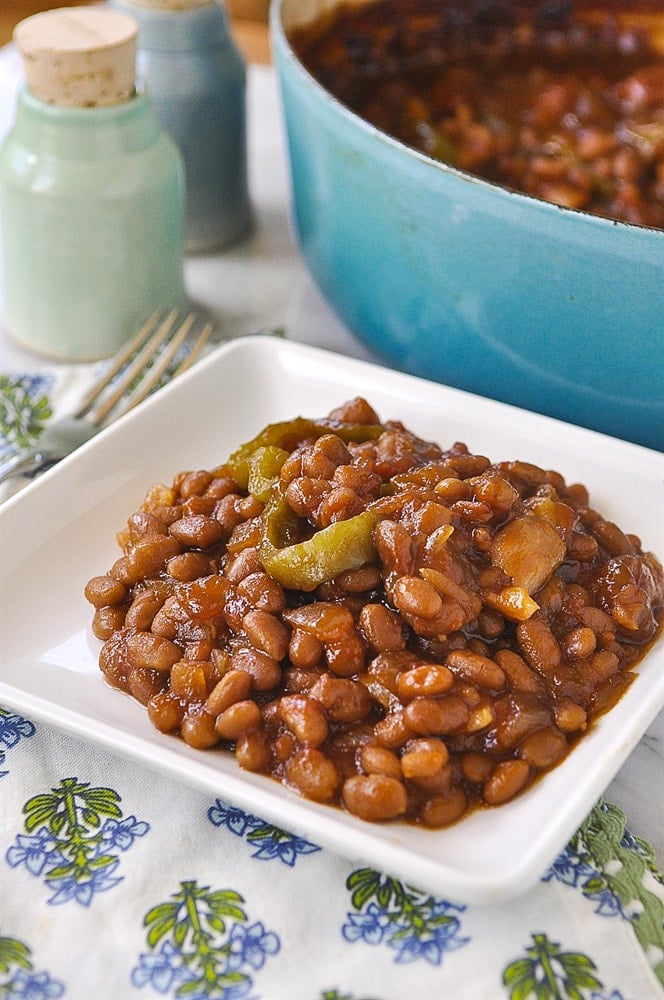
left=271, top=0, right=664, bottom=451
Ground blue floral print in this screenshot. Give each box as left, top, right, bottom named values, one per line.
left=132, top=880, right=279, bottom=999
left=5, top=777, right=149, bottom=906
left=0, top=932, right=65, bottom=999
left=0, top=708, right=36, bottom=777
left=208, top=800, right=320, bottom=865
left=342, top=869, right=469, bottom=966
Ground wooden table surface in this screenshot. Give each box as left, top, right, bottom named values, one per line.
left=0, top=1, right=271, bottom=63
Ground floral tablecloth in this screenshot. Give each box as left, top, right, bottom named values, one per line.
left=1, top=710, right=663, bottom=1000
left=1, top=365, right=664, bottom=1000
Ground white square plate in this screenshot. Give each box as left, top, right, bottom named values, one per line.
left=2, top=336, right=662, bottom=904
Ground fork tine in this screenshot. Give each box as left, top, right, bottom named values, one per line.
left=117, top=318, right=215, bottom=416
left=88, top=309, right=180, bottom=425
left=170, top=320, right=214, bottom=375
left=73, top=309, right=163, bottom=420
left=90, top=310, right=214, bottom=426
left=111, top=313, right=200, bottom=418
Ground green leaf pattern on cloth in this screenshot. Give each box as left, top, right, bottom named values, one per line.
left=546, top=800, right=664, bottom=987
left=0, top=373, right=52, bottom=453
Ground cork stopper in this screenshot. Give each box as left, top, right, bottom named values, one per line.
left=14, top=7, right=138, bottom=108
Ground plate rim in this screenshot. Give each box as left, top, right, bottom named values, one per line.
left=2, top=334, right=663, bottom=905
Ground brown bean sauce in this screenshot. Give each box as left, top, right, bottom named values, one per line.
left=85, top=399, right=664, bottom=827
left=289, top=0, right=664, bottom=227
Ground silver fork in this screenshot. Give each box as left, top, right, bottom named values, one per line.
left=0, top=308, right=214, bottom=485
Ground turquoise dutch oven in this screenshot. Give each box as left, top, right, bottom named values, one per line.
left=271, top=0, right=664, bottom=451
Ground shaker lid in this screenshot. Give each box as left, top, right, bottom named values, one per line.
left=14, top=7, right=138, bottom=108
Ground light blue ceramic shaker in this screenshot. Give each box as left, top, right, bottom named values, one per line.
left=0, top=6, right=186, bottom=361
left=111, top=0, right=252, bottom=252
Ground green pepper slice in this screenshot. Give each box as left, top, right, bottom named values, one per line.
left=228, top=417, right=384, bottom=489
left=246, top=446, right=289, bottom=502
left=259, top=503, right=378, bottom=592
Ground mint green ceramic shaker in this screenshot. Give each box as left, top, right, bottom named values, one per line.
left=0, top=6, right=186, bottom=361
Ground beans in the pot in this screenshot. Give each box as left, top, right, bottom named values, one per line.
left=86, top=397, right=663, bottom=828
left=290, top=0, right=664, bottom=228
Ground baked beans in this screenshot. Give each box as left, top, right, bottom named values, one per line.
left=85, top=398, right=663, bottom=827
left=290, top=0, right=664, bottom=228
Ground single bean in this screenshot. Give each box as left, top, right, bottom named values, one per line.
left=493, top=649, right=542, bottom=693
left=419, top=787, right=468, bottom=827
left=235, top=727, right=272, bottom=772
left=205, top=473, right=238, bottom=500
left=214, top=493, right=245, bottom=533
left=125, top=589, right=166, bottom=630
left=445, top=649, right=506, bottom=690
left=373, top=519, right=414, bottom=576
left=179, top=470, right=214, bottom=498
left=127, top=667, right=165, bottom=706
left=359, top=744, right=402, bottom=779
left=518, top=726, right=568, bottom=769
left=147, top=691, right=185, bottom=733
left=401, top=738, right=449, bottom=779
left=150, top=596, right=184, bottom=639
left=589, top=649, right=620, bottom=683
left=92, top=605, right=126, bottom=641
left=285, top=748, right=340, bottom=803
left=182, top=495, right=216, bottom=517
left=335, top=566, right=383, bottom=593
left=396, top=662, right=454, bottom=700
left=84, top=575, right=126, bottom=608
left=215, top=700, right=262, bottom=740
left=180, top=707, right=220, bottom=749
left=206, top=670, right=253, bottom=715
left=391, top=575, right=443, bottom=620
left=553, top=700, right=588, bottom=733
left=278, top=694, right=329, bottom=745
left=288, top=630, right=324, bottom=669
left=342, top=774, right=407, bottom=821
left=374, top=710, right=414, bottom=750
left=460, top=752, right=494, bottom=784
left=517, top=619, right=562, bottom=674
left=166, top=551, right=211, bottom=582
left=126, top=510, right=168, bottom=541
left=231, top=648, right=281, bottom=691
left=225, top=548, right=264, bottom=584
left=483, top=759, right=531, bottom=805
left=403, top=695, right=469, bottom=735
left=169, top=515, right=225, bottom=549
left=242, top=609, right=290, bottom=661
left=318, top=486, right=365, bottom=527
left=126, top=631, right=181, bottom=673
left=309, top=674, right=372, bottom=723
left=561, top=626, right=597, bottom=659
left=326, top=632, right=367, bottom=678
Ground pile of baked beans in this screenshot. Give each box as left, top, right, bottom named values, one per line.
left=85, top=399, right=663, bottom=827
left=291, top=0, right=664, bottom=227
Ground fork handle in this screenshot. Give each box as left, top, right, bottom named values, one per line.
left=0, top=448, right=59, bottom=486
